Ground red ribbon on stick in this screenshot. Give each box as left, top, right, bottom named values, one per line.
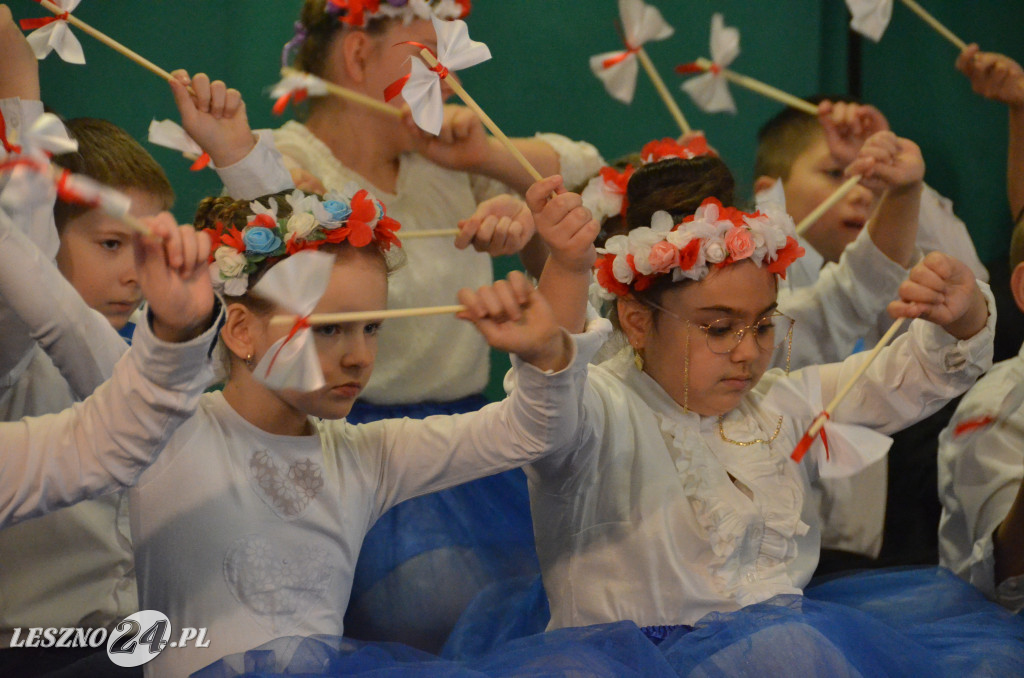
left=384, top=42, right=449, bottom=102
left=264, top=316, right=312, bottom=377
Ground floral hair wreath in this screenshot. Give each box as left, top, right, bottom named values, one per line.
left=205, top=188, right=402, bottom=296
left=593, top=196, right=805, bottom=300
left=581, top=134, right=716, bottom=225
left=326, top=0, right=470, bottom=28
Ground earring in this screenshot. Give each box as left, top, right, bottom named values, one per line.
left=245, top=352, right=255, bottom=369
left=633, top=348, right=644, bottom=371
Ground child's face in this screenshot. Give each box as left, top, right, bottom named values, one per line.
left=267, top=252, right=388, bottom=421
left=642, top=262, right=779, bottom=416
left=781, top=134, right=876, bottom=263
left=55, top=189, right=164, bottom=329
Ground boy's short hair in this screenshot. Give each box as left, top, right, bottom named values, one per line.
left=754, top=94, right=859, bottom=181
left=51, top=118, right=174, bottom=231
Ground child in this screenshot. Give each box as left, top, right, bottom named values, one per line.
left=0, top=212, right=220, bottom=528
left=938, top=58, right=1024, bottom=611
left=121, top=187, right=599, bottom=677
left=521, top=128, right=994, bottom=631
left=276, top=0, right=603, bottom=648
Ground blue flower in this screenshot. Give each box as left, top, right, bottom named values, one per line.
left=243, top=226, right=283, bottom=255
left=323, top=200, right=352, bottom=222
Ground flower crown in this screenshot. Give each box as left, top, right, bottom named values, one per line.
left=204, top=188, right=401, bottom=296
left=581, top=134, right=716, bottom=225
left=593, top=197, right=804, bottom=299
left=326, top=0, right=470, bottom=27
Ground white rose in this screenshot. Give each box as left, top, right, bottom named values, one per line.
left=704, top=240, right=727, bottom=264
left=214, top=247, right=247, bottom=279
left=666, top=230, right=694, bottom=248
left=650, top=210, right=675, bottom=232
left=612, top=255, right=635, bottom=284
left=600, top=234, right=630, bottom=256
left=286, top=212, right=318, bottom=240
left=223, top=275, right=249, bottom=297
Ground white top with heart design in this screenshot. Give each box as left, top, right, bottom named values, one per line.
left=128, top=321, right=608, bottom=678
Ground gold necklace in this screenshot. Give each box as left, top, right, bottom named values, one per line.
left=717, top=415, right=784, bottom=447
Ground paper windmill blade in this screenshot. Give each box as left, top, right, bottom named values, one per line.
left=19, top=0, right=85, bottom=64
left=845, top=0, right=892, bottom=42
left=147, top=120, right=210, bottom=170
left=55, top=170, right=133, bottom=218
left=588, top=0, right=674, bottom=104
left=270, top=71, right=330, bottom=115
left=386, top=16, right=491, bottom=136
left=679, top=13, right=740, bottom=114
left=250, top=249, right=335, bottom=392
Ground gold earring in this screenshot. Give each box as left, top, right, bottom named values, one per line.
left=245, top=352, right=255, bottom=369
left=633, top=348, right=644, bottom=371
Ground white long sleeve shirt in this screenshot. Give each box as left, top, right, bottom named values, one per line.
left=938, top=343, right=1024, bottom=613
left=274, top=121, right=603, bottom=404
left=131, top=325, right=603, bottom=678
left=529, top=297, right=994, bottom=630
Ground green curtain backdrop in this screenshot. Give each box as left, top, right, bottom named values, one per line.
left=32, top=0, right=1023, bottom=396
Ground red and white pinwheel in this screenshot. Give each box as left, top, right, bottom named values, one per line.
left=19, top=0, right=85, bottom=65
left=251, top=250, right=335, bottom=392
left=387, top=16, right=491, bottom=136
left=589, top=0, right=674, bottom=104
left=270, top=71, right=330, bottom=116
left=679, top=13, right=740, bottom=114
left=147, top=119, right=210, bottom=171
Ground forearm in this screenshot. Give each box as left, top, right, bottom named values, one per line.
left=519, top=232, right=549, bottom=279
left=1008, top=105, right=1024, bottom=222
left=538, top=261, right=589, bottom=334
left=868, top=183, right=922, bottom=268
left=474, top=137, right=560, bottom=195
left=995, top=478, right=1024, bottom=583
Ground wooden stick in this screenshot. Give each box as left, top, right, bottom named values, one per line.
left=795, top=174, right=863, bottom=236
left=804, top=317, right=907, bottom=439
left=401, top=228, right=460, bottom=239
left=418, top=49, right=544, bottom=182
left=271, top=304, right=466, bottom=328
left=636, top=48, right=691, bottom=136
left=694, top=58, right=818, bottom=116
left=899, top=0, right=967, bottom=51
left=36, top=0, right=178, bottom=84
left=280, top=67, right=402, bottom=118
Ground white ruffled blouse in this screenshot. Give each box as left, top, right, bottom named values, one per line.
left=528, top=297, right=995, bottom=629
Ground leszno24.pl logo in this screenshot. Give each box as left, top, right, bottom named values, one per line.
left=11, top=610, right=210, bottom=668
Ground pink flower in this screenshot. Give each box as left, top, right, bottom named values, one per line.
left=648, top=240, right=678, bottom=273
left=724, top=227, right=755, bottom=260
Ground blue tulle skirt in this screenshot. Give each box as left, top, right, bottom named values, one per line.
left=342, top=396, right=541, bottom=653
left=196, top=567, right=1024, bottom=677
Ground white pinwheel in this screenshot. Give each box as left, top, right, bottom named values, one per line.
left=22, top=0, right=85, bottom=65
left=588, top=0, right=674, bottom=104
left=680, top=13, right=740, bottom=114
left=845, top=0, right=893, bottom=42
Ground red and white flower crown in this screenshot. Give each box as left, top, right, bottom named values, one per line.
left=581, top=134, right=715, bottom=225
left=593, top=196, right=804, bottom=299
left=326, top=0, right=470, bottom=27
left=203, top=187, right=401, bottom=296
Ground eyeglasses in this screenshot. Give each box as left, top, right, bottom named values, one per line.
left=645, top=302, right=794, bottom=355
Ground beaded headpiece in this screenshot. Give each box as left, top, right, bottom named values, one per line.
left=593, top=196, right=804, bottom=299
left=203, top=188, right=401, bottom=296
left=581, top=134, right=716, bottom=225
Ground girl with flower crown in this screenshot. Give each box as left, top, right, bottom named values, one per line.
left=499, top=129, right=1013, bottom=670
left=275, top=0, right=604, bottom=649
left=123, top=185, right=605, bottom=678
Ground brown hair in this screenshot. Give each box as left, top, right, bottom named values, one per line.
left=293, top=0, right=392, bottom=78
left=51, top=118, right=174, bottom=231
left=194, top=191, right=400, bottom=311
left=754, top=94, right=859, bottom=181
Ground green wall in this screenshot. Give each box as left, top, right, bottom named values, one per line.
left=32, top=0, right=1022, bottom=395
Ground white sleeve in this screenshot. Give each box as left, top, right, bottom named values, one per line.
left=358, top=321, right=610, bottom=518
left=212, top=129, right=295, bottom=200
left=0, top=212, right=127, bottom=400
left=938, top=368, right=1024, bottom=612
left=815, top=283, right=996, bottom=434
left=533, top=133, right=605, bottom=191
left=777, top=226, right=913, bottom=368
left=0, top=303, right=222, bottom=528
left=916, top=184, right=988, bottom=282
